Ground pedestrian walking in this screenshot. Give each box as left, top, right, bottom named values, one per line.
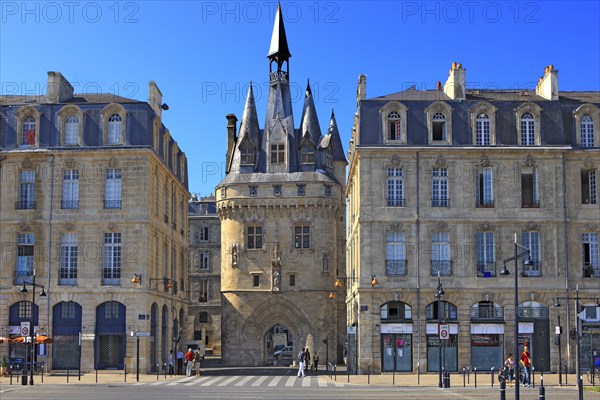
left=312, top=352, right=319, bottom=371
left=305, top=348, right=311, bottom=374
left=194, top=349, right=202, bottom=376
left=297, top=348, right=306, bottom=377
left=520, top=345, right=531, bottom=386
left=504, top=353, right=515, bottom=387
left=168, top=350, right=175, bottom=375
left=185, top=348, right=195, bottom=377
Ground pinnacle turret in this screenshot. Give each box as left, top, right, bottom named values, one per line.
left=267, top=3, right=291, bottom=73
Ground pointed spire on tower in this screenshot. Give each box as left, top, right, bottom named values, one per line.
left=300, top=80, right=321, bottom=145
left=326, top=109, right=348, bottom=163
left=238, top=83, right=260, bottom=146
left=268, top=3, right=291, bottom=73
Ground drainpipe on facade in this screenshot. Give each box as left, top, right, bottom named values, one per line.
left=46, top=153, right=55, bottom=370
left=415, top=152, right=421, bottom=376
left=561, top=152, right=572, bottom=370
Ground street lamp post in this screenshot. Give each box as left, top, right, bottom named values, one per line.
left=500, top=233, right=533, bottom=400
left=435, top=271, right=445, bottom=388
left=554, top=287, right=598, bottom=400
left=20, top=270, right=47, bottom=386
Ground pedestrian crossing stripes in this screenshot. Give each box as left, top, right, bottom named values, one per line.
left=150, top=375, right=344, bottom=388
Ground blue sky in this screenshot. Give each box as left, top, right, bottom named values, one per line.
left=2, top=1, right=599, bottom=196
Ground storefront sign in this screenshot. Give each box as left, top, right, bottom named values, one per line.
left=471, top=334, right=500, bottom=347
left=381, top=323, right=413, bottom=334
left=518, top=322, right=534, bottom=334
left=470, top=323, right=504, bottom=334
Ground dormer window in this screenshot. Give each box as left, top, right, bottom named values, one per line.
left=475, top=113, right=490, bottom=145
left=426, top=102, right=452, bottom=145
left=107, top=114, right=122, bottom=144
left=240, top=140, right=255, bottom=166
left=326, top=147, right=333, bottom=168
left=101, top=103, right=127, bottom=145
left=22, top=116, right=36, bottom=147
left=581, top=115, right=595, bottom=147
left=516, top=103, right=541, bottom=146
left=65, top=116, right=79, bottom=145
left=520, top=113, right=535, bottom=145
left=300, top=144, right=315, bottom=164
left=387, top=112, right=401, bottom=140
left=381, top=102, right=408, bottom=144
left=432, top=113, right=446, bottom=141
left=271, top=144, right=285, bottom=164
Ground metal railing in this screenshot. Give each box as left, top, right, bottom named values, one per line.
left=431, top=260, right=452, bottom=276
left=386, top=260, right=407, bottom=276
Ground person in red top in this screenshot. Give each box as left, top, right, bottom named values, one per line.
left=520, top=345, right=531, bottom=386
left=185, top=348, right=195, bottom=376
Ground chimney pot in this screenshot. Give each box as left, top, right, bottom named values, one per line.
left=452, top=61, right=457, bottom=69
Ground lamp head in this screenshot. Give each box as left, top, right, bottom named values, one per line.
left=523, top=255, right=534, bottom=266
left=554, top=298, right=561, bottom=307
left=371, top=275, right=378, bottom=287
left=131, top=274, right=141, bottom=284
left=334, top=278, right=343, bottom=288
left=437, top=287, right=445, bottom=297
left=20, top=284, right=28, bottom=293
left=328, top=292, right=335, bottom=300
left=500, top=265, right=510, bottom=276
left=595, top=298, right=599, bottom=307
left=40, top=287, right=46, bottom=297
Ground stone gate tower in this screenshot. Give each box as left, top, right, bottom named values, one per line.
left=216, top=5, right=347, bottom=366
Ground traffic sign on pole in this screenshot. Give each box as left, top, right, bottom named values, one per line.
left=439, top=324, right=449, bottom=340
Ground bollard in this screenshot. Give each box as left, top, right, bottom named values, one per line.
left=531, top=366, right=535, bottom=388
left=467, top=366, right=470, bottom=384
left=444, top=371, right=450, bottom=388
left=21, top=367, right=27, bottom=386
left=164, top=363, right=167, bottom=379
left=368, top=367, right=370, bottom=385
left=41, top=365, right=43, bottom=383
left=124, top=368, right=127, bottom=382
left=563, top=365, right=568, bottom=385
left=500, top=379, right=506, bottom=400
left=491, top=367, right=494, bottom=388
left=96, top=368, right=98, bottom=383
left=462, top=367, right=466, bottom=387
left=156, top=364, right=159, bottom=381
left=538, top=374, right=545, bottom=400
left=393, top=369, right=395, bottom=386
left=474, top=367, right=477, bottom=388
left=334, top=364, right=337, bottom=381
left=67, top=367, right=70, bottom=383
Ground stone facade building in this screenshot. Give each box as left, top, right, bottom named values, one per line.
left=188, top=194, right=222, bottom=355
left=0, top=72, right=189, bottom=373
left=216, top=5, right=347, bottom=366
left=346, top=64, right=600, bottom=374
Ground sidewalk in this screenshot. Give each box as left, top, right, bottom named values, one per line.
left=0, top=367, right=590, bottom=388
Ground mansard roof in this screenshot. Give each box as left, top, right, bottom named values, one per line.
left=358, top=88, right=600, bottom=147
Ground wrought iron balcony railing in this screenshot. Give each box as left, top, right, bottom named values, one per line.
left=386, top=259, right=407, bottom=276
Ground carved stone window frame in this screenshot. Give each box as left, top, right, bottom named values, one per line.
left=16, top=106, right=42, bottom=148
left=380, top=101, right=408, bottom=144
left=425, top=101, right=453, bottom=145
left=573, top=104, right=600, bottom=147
left=470, top=101, right=497, bottom=145
left=101, top=103, right=127, bottom=145
left=58, top=104, right=84, bottom=146
left=516, top=102, right=542, bottom=146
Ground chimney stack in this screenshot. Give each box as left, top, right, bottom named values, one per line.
left=46, top=72, right=74, bottom=103
left=225, top=114, right=238, bottom=174
left=357, top=74, right=367, bottom=107
left=535, top=65, right=559, bottom=100
left=443, top=62, right=466, bottom=100
left=148, top=81, right=163, bottom=118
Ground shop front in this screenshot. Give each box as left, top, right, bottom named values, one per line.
left=426, top=323, right=458, bottom=372
left=470, top=323, right=504, bottom=370
left=381, top=323, right=412, bottom=372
